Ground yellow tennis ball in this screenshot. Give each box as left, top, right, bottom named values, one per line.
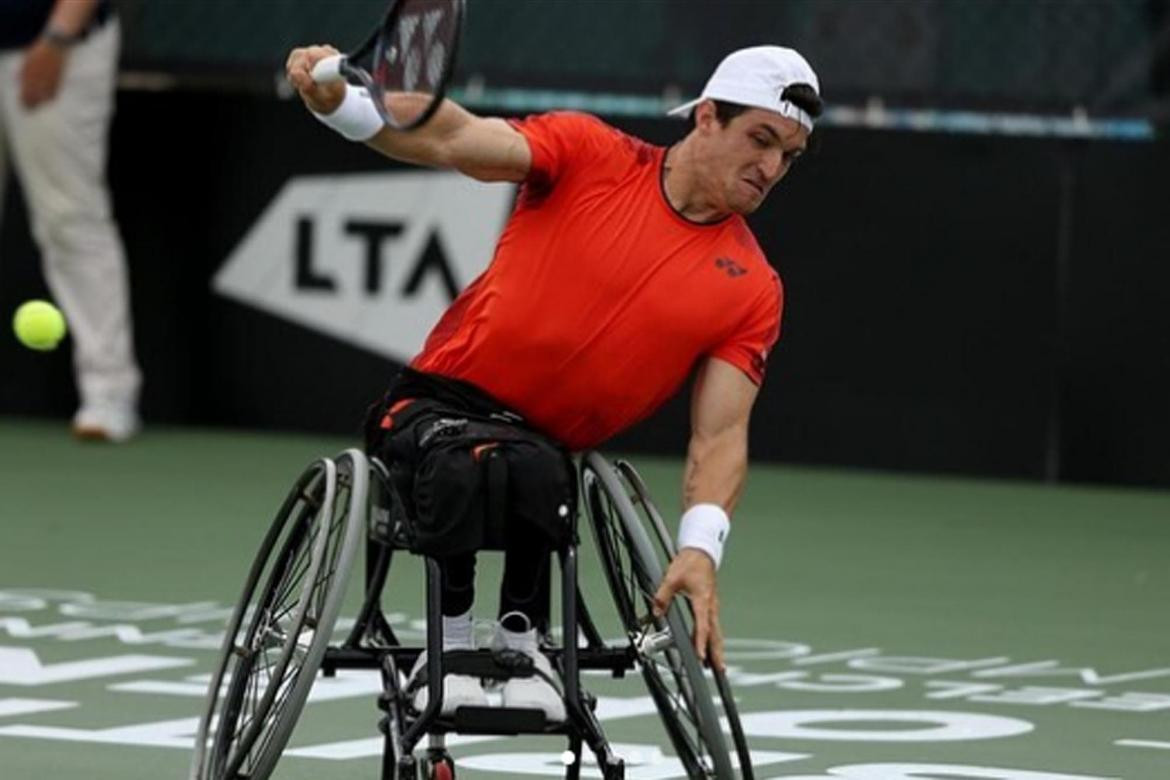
left=12, top=300, right=67, bottom=351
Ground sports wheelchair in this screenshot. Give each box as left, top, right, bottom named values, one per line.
left=190, top=448, right=754, bottom=779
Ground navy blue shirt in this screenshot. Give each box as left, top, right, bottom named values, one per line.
left=0, top=0, right=111, bottom=50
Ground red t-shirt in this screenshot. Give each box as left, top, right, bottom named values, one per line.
left=412, top=112, right=782, bottom=450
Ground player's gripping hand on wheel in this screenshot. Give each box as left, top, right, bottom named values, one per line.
left=653, top=548, right=726, bottom=672
left=285, top=45, right=345, bottom=115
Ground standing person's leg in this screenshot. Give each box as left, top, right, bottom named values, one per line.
left=0, top=50, right=11, bottom=238
left=4, top=19, right=141, bottom=441
left=0, top=45, right=23, bottom=270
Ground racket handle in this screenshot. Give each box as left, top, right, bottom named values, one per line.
left=311, top=54, right=345, bottom=84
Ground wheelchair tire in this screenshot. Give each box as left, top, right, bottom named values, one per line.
left=582, top=452, right=747, bottom=780
left=615, top=460, right=755, bottom=780
left=190, top=449, right=368, bottom=780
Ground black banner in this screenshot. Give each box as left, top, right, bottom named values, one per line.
left=2, top=90, right=1168, bottom=486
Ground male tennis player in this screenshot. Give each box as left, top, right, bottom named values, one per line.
left=287, top=44, right=821, bottom=720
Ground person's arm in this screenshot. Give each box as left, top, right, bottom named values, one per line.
left=285, top=45, right=531, bottom=183
left=20, top=0, right=103, bottom=108
left=683, top=357, right=755, bottom=512
left=652, top=357, right=759, bottom=671
left=44, top=0, right=101, bottom=37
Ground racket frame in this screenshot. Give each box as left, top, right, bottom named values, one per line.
left=337, top=0, right=465, bottom=131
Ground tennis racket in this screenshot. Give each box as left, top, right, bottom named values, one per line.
left=311, top=0, right=465, bottom=131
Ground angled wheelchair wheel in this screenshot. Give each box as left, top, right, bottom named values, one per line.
left=582, top=452, right=752, bottom=780
left=191, top=449, right=368, bottom=780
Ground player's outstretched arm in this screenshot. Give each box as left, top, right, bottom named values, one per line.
left=286, top=45, right=531, bottom=183
left=652, top=357, right=758, bottom=671
left=682, top=357, right=756, bottom=513
left=369, top=101, right=532, bottom=183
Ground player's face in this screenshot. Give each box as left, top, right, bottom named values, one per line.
left=703, top=107, right=809, bottom=215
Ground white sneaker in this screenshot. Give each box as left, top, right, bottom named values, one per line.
left=491, top=612, right=566, bottom=722
left=406, top=650, right=488, bottom=716
left=72, top=403, right=140, bottom=443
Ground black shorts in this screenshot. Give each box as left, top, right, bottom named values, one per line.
left=364, top=369, right=576, bottom=557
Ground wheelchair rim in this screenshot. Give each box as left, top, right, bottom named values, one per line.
left=616, top=459, right=756, bottom=780
left=237, top=449, right=369, bottom=778
left=583, top=452, right=736, bottom=779
left=214, top=457, right=337, bottom=777
left=191, top=457, right=331, bottom=780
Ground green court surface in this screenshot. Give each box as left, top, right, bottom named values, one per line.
left=1, top=417, right=1168, bottom=779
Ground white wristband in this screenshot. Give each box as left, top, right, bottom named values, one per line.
left=311, top=84, right=383, bottom=142
left=677, top=503, right=730, bottom=569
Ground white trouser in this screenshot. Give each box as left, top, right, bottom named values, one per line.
left=0, top=19, right=141, bottom=413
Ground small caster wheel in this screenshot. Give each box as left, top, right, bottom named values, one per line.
left=423, top=751, right=455, bottom=780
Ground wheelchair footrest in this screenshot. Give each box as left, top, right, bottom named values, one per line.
left=453, top=705, right=547, bottom=734
left=441, top=649, right=536, bottom=680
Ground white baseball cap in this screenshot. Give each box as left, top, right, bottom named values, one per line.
left=667, top=45, right=821, bottom=131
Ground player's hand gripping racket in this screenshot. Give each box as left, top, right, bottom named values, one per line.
left=311, top=0, right=465, bottom=130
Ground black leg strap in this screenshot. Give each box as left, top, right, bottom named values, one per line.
left=485, top=448, right=509, bottom=548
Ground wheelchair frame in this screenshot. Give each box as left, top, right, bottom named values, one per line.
left=190, top=449, right=754, bottom=780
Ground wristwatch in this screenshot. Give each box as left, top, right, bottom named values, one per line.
left=42, top=25, right=81, bottom=48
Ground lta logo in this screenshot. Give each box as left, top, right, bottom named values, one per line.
left=213, top=171, right=513, bottom=363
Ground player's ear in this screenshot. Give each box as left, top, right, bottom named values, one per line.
left=693, top=99, right=719, bottom=134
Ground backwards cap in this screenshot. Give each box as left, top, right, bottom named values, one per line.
left=668, top=45, right=821, bottom=131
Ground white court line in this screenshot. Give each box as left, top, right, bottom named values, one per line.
left=1116, top=739, right=1170, bottom=750
left=0, top=699, right=77, bottom=718
left=287, top=733, right=501, bottom=760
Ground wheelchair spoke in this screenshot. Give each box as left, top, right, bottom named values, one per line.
left=271, top=521, right=320, bottom=611
left=648, top=656, right=699, bottom=725
left=232, top=612, right=302, bottom=773
left=230, top=650, right=262, bottom=739
left=232, top=656, right=260, bottom=747
left=242, top=645, right=274, bottom=735
left=312, top=492, right=350, bottom=617
left=640, top=635, right=714, bottom=766
left=248, top=673, right=295, bottom=773
left=261, top=656, right=303, bottom=742
left=272, top=558, right=310, bottom=614
left=603, top=502, right=713, bottom=769
left=225, top=567, right=304, bottom=763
